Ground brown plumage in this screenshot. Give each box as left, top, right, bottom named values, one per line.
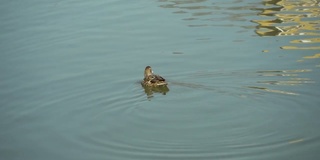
left=142, top=66, right=167, bottom=87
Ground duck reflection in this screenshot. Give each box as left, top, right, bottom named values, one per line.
left=141, top=84, right=170, bottom=98
left=141, top=66, right=170, bottom=98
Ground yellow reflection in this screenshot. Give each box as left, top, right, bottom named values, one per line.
left=257, top=69, right=312, bottom=77
left=251, top=69, right=314, bottom=95
left=297, top=53, right=320, bottom=62
left=303, top=53, right=320, bottom=59
left=281, top=46, right=320, bottom=50
left=257, top=78, right=314, bottom=85
left=248, top=86, right=299, bottom=95
left=254, top=0, right=320, bottom=36
left=291, top=38, right=320, bottom=43
left=256, top=70, right=314, bottom=85
left=288, top=138, right=304, bottom=144
left=255, top=0, right=320, bottom=63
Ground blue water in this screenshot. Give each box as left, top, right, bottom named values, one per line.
left=1, top=0, right=320, bottom=160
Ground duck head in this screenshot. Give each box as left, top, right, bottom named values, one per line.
left=144, top=66, right=153, bottom=78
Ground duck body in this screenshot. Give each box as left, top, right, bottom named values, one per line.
left=142, top=66, right=168, bottom=87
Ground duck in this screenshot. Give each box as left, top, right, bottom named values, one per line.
left=142, top=66, right=168, bottom=87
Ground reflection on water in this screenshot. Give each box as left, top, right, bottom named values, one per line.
left=141, top=84, right=170, bottom=99
left=304, top=53, right=320, bottom=59
left=1, top=0, right=320, bottom=160
left=170, top=69, right=313, bottom=96
left=256, top=70, right=313, bottom=84
left=256, top=69, right=312, bottom=76
left=253, top=0, right=320, bottom=36
left=291, top=37, right=320, bottom=44
left=158, top=0, right=260, bottom=28
left=248, top=86, right=299, bottom=95
left=252, top=0, right=320, bottom=65
left=249, top=69, right=313, bottom=95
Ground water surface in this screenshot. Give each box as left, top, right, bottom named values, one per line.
left=1, top=0, right=320, bottom=160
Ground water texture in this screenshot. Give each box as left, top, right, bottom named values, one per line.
left=0, top=0, right=319, bottom=160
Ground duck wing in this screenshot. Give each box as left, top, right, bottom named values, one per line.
left=150, top=75, right=166, bottom=83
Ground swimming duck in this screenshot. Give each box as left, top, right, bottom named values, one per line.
left=142, top=66, right=167, bottom=87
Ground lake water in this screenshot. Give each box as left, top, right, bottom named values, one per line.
left=1, top=0, right=320, bottom=160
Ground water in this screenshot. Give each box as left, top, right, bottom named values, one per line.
left=1, top=0, right=320, bottom=159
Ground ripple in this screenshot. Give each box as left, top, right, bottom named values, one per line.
left=158, top=0, right=262, bottom=28
left=1, top=0, right=319, bottom=159
left=3, top=64, right=314, bottom=159
left=303, top=53, right=320, bottom=59
left=253, top=0, right=320, bottom=36
left=76, top=80, right=318, bottom=159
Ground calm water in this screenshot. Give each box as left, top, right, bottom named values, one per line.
left=1, top=0, right=320, bottom=159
